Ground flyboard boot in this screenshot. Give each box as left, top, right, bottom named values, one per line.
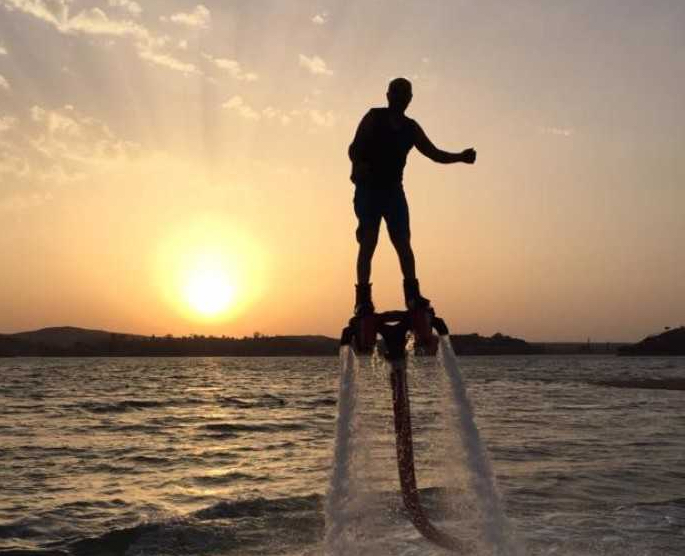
left=403, top=278, right=437, bottom=354
left=403, top=278, right=430, bottom=311
left=352, top=283, right=377, bottom=353
left=354, top=283, right=375, bottom=316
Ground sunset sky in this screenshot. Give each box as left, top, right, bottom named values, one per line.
left=1, top=0, right=683, bottom=341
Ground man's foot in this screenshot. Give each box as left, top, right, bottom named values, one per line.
left=354, top=283, right=375, bottom=316
left=403, top=278, right=430, bottom=311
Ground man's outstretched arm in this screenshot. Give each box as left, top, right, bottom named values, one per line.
left=414, top=123, right=476, bottom=164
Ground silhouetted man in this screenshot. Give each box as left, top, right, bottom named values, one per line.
left=349, top=77, right=476, bottom=315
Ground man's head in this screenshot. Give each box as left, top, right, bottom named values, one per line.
left=387, top=77, right=413, bottom=113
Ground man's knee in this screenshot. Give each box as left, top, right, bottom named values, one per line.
left=390, top=232, right=411, bottom=251
left=356, top=226, right=380, bottom=248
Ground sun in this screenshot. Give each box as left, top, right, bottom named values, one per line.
left=183, top=262, right=235, bottom=317
left=155, top=217, right=266, bottom=323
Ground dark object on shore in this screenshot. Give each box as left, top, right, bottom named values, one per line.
left=450, top=332, right=542, bottom=355
left=618, top=327, right=685, bottom=356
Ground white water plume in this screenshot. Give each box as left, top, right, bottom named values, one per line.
left=438, top=335, right=522, bottom=556
left=324, top=345, right=359, bottom=555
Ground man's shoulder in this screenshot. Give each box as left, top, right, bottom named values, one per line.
left=405, top=115, right=420, bottom=128
left=365, top=107, right=386, bottom=119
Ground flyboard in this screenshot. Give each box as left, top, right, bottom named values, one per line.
left=339, top=306, right=468, bottom=553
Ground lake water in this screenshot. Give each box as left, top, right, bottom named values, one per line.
left=1, top=354, right=683, bottom=555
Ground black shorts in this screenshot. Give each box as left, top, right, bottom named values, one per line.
left=353, top=185, right=410, bottom=242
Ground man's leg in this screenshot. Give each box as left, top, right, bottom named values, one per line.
left=353, top=186, right=381, bottom=315
left=390, top=234, right=429, bottom=308
left=386, top=188, right=429, bottom=309
left=386, top=187, right=416, bottom=281
left=357, top=227, right=379, bottom=285
left=390, top=234, right=416, bottom=281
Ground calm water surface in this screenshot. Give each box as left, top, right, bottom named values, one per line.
left=1, top=355, right=683, bottom=555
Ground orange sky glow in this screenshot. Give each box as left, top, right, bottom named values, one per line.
left=0, top=1, right=683, bottom=341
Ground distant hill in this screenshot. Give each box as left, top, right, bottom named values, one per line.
left=451, top=332, right=542, bottom=355
left=618, top=327, right=685, bottom=356
left=10, top=326, right=144, bottom=349
left=1, top=326, right=541, bottom=357
left=530, top=342, right=628, bottom=354
left=0, top=327, right=339, bottom=357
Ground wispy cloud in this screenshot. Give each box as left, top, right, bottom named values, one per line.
left=203, top=53, right=258, bottom=81
left=222, top=96, right=261, bottom=120
left=311, top=12, right=327, bottom=25
left=262, top=106, right=292, bottom=126
left=2, top=0, right=145, bottom=36
left=0, top=43, right=7, bottom=55
left=308, top=109, right=336, bottom=127
left=164, top=4, right=211, bottom=30
left=221, top=96, right=336, bottom=129
left=28, top=104, right=139, bottom=167
left=108, top=0, right=141, bottom=17
left=138, top=47, right=199, bottom=74
left=0, top=74, right=10, bottom=91
left=539, top=126, right=574, bottom=137
left=67, top=7, right=147, bottom=38
left=1, top=0, right=71, bottom=29
left=1, top=0, right=199, bottom=75
left=298, top=54, right=333, bottom=76
left=0, top=104, right=140, bottom=213
left=0, top=115, right=16, bottom=132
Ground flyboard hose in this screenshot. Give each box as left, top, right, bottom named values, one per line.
left=340, top=309, right=468, bottom=553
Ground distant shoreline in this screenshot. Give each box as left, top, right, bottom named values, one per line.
left=2, top=325, right=672, bottom=357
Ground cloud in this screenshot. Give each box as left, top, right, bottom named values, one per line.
left=1, top=0, right=72, bottom=29
left=67, top=7, right=147, bottom=38
left=298, top=54, right=333, bottom=76
left=222, top=96, right=261, bottom=120
left=138, top=46, right=199, bottom=74
left=28, top=104, right=139, bottom=165
left=165, top=4, right=210, bottom=30
left=65, top=9, right=198, bottom=74
left=108, top=0, right=141, bottom=16
left=215, top=59, right=257, bottom=81
left=0, top=43, right=7, bottom=55
left=220, top=97, right=336, bottom=129
left=202, top=52, right=259, bottom=81
left=262, top=106, right=293, bottom=126
left=0, top=115, right=17, bottom=132
left=0, top=74, right=10, bottom=90
left=311, top=13, right=327, bottom=25
left=203, top=53, right=258, bottom=81
left=309, top=109, right=336, bottom=127
left=2, top=1, right=200, bottom=75
left=2, top=1, right=147, bottom=37
left=0, top=104, right=140, bottom=192
left=539, top=126, right=573, bottom=137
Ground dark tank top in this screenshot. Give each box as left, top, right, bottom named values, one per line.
left=350, top=107, right=417, bottom=187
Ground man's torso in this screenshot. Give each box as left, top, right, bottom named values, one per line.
left=351, top=107, right=418, bottom=187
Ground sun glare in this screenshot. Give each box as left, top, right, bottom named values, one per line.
left=183, top=262, right=235, bottom=317
left=156, top=217, right=266, bottom=324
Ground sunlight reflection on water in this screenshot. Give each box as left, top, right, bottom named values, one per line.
left=0, top=355, right=684, bottom=555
